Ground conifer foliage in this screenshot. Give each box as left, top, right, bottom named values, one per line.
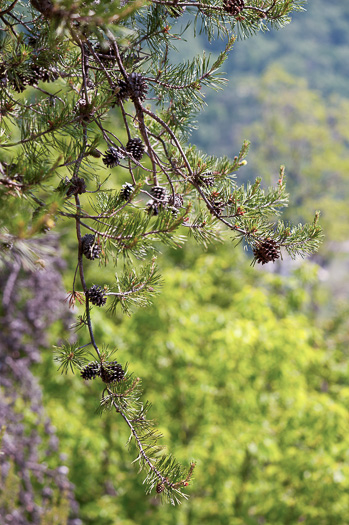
left=0, top=0, right=322, bottom=506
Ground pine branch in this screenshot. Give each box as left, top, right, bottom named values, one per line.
left=108, top=259, right=162, bottom=315
left=0, top=0, right=322, bottom=507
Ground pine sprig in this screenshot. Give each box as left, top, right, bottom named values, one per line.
left=53, top=342, right=90, bottom=374
left=108, top=259, right=162, bottom=315
left=185, top=212, right=223, bottom=248
left=99, top=375, right=194, bottom=503
left=279, top=212, right=324, bottom=259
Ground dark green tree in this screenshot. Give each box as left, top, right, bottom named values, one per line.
left=0, top=0, right=322, bottom=507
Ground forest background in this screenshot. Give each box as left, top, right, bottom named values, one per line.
left=1, top=0, right=349, bottom=524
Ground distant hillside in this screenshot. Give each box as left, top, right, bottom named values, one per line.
left=220, top=0, right=349, bottom=97
left=178, top=0, right=349, bottom=154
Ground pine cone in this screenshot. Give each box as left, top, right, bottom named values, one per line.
left=100, top=361, right=125, bottom=383
left=10, top=64, right=56, bottom=92
left=196, top=171, right=215, bottom=187
left=11, top=72, right=29, bottom=93
left=81, top=361, right=100, bottom=380
left=146, top=199, right=160, bottom=216
left=168, top=193, right=183, bottom=209
left=30, top=0, right=54, bottom=17
left=114, top=78, right=129, bottom=102
left=103, top=147, right=123, bottom=168
left=31, top=64, right=55, bottom=84
left=113, top=73, right=148, bottom=103
left=0, top=65, right=8, bottom=89
left=151, top=186, right=168, bottom=201
left=120, top=182, right=134, bottom=201
left=167, top=194, right=183, bottom=216
left=27, top=35, right=39, bottom=47
left=66, top=177, right=86, bottom=197
left=82, top=234, right=101, bottom=260
left=75, top=99, right=95, bottom=123
left=86, top=285, right=107, bottom=307
left=126, top=138, right=145, bottom=161
left=210, top=200, right=225, bottom=216
left=128, top=72, right=148, bottom=101
left=156, top=482, right=166, bottom=493
left=253, top=238, right=281, bottom=265
left=223, top=0, right=245, bottom=16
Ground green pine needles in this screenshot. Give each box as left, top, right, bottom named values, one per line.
left=0, top=0, right=321, bottom=504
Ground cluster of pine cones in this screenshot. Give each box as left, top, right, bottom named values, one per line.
left=146, top=186, right=184, bottom=216
left=81, top=360, right=125, bottom=383
left=114, top=72, right=148, bottom=103
left=102, top=138, right=145, bottom=168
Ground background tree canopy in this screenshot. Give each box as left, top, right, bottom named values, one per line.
left=192, top=0, right=349, bottom=153
left=36, top=243, right=349, bottom=525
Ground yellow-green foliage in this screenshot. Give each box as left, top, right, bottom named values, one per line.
left=244, top=66, right=349, bottom=243
left=40, top=244, right=349, bottom=524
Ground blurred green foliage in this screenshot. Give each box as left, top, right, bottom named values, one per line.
left=189, top=0, right=349, bottom=156
left=38, top=242, right=349, bottom=524
left=242, top=66, right=349, bottom=246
